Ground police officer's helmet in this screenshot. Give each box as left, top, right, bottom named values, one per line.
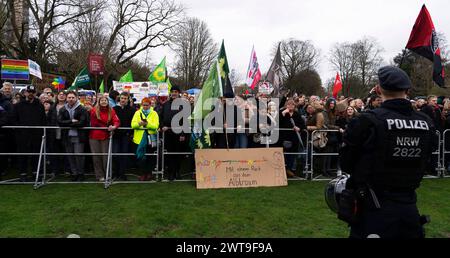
left=324, top=174, right=350, bottom=214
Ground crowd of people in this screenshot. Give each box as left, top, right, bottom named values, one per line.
left=0, top=80, right=446, bottom=182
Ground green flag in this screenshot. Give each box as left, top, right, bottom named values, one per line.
left=192, top=61, right=222, bottom=120
left=99, top=80, right=105, bottom=93
left=119, top=70, right=134, bottom=82
left=68, top=67, right=90, bottom=90
left=149, top=57, right=167, bottom=82
left=190, top=61, right=222, bottom=149
left=166, top=77, right=172, bottom=92
left=218, top=40, right=234, bottom=97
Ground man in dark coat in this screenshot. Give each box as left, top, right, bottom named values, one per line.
left=10, top=85, right=46, bottom=181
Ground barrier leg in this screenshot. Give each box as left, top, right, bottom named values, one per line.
left=42, top=128, right=47, bottom=185
left=305, top=132, right=311, bottom=180
left=104, top=134, right=113, bottom=189
left=162, top=131, right=165, bottom=181
left=155, top=131, right=160, bottom=180
left=34, top=132, right=46, bottom=189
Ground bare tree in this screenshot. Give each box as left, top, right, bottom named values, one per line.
left=274, top=38, right=321, bottom=82
left=329, top=42, right=359, bottom=96
left=0, top=0, right=9, bottom=55
left=6, top=0, right=100, bottom=69
left=55, top=0, right=182, bottom=89
left=55, top=2, right=108, bottom=81
left=103, top=0, right=183, bottom=68
left=329, top=38, right=383, bottom=97
left=354, top=37, right=383, bottom=89
left=229, top=68, right=243, bottom=88
left=170, top=17, right=217, bottom=88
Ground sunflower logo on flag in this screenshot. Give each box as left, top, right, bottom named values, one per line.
left=219, top=58, right=226, bottom=79
left=152, top=67, right=165, bottom=82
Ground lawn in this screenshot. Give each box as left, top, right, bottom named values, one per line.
left=0, top=179, right=448, bottom=238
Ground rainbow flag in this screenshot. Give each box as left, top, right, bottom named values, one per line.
left=1, top=59, right=29, bottom=80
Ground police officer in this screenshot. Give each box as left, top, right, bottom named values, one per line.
left=339, top=66, right=436, bottom=238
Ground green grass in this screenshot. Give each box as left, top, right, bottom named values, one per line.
left=0, top=179, right=449, bottom=238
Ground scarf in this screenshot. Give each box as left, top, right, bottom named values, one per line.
left=65, top=101, right=81, bottom=137
left=142, top=108, right=150, bottom=117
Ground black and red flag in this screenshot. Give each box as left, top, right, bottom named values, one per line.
left=406, top=4, right=445, bottom=87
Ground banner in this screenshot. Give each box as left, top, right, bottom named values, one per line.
left=28, top=59, right=42, bottom=79
left=158, top=82, right=169, bottom=96
left=88, top=54, right=104, bottom=75
left=113, top=81, right=168, bottom=103
left=1, top=59, right=29, bottom=80
left=195, top=148, right=287, bottom=189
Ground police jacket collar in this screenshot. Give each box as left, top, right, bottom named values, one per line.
left=380, top=98, right=413, bottom=115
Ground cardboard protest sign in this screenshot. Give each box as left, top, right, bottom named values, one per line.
left=195, top=148, right=287, bottom=189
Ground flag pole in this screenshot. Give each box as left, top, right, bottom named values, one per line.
left=399, top=48, right=407, bottom=68
left=224, top=99, right=229, bottom=151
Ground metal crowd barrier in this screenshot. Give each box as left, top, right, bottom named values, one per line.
left=439, top=129, right=450, bottom=178
left=0, top=126, right=447, bottom=189
left=0, top=126, right=159, bottom=189
left=426, top=130, right=445, bottom=179
left=310, top=129, right=342, bottom=181
left=309, top=129, right=446, bottom=180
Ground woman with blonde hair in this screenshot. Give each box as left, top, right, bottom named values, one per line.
left=89, top=95, right=120, bottom=181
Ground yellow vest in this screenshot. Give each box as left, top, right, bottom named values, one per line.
left=131, top=108, right=159, bottom=145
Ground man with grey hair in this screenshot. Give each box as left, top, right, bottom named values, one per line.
left=1, top=82, right=13, bottom=101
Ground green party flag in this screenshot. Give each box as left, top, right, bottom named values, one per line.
left=99, top=80, right=105, bottom=93
left=189, top=61, right=222, bottom=150
left=68, top=67, right=90, bottom=90
left=149, top=57, right=167, bottom=82
left=119, top=70, right=134, bottom=82
left=192, top=61, right=222, bottom=120
left=218, top=40, right=234, bottom=97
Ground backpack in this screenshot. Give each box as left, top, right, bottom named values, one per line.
left=313, top=131, right=328, bottom=149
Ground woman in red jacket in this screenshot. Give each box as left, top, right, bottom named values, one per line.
left=89, top=95, right=120, bottom=181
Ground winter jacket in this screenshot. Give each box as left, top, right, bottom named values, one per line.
left=57, top=103, right=90, bottom=143
left=131, top=108, right=159, bottom=145
left=113, top=104, right=135, bottom=137
left=89, top=107, right=120, bottom=140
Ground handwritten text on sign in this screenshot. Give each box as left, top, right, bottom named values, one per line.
left=195, top=148, right=287, bottom=189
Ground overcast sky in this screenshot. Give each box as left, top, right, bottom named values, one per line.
left=152, top=0, right=450, bottom=86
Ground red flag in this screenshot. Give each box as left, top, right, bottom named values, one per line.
left=406, top=4, right=444, bottom=87
left=332, top=73, right=342, bottom=98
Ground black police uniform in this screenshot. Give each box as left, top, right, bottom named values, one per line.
left=339, top=66, right=436, bottom=238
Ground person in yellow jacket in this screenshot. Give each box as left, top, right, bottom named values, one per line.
left=131, top=97, right=159, bottom=181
